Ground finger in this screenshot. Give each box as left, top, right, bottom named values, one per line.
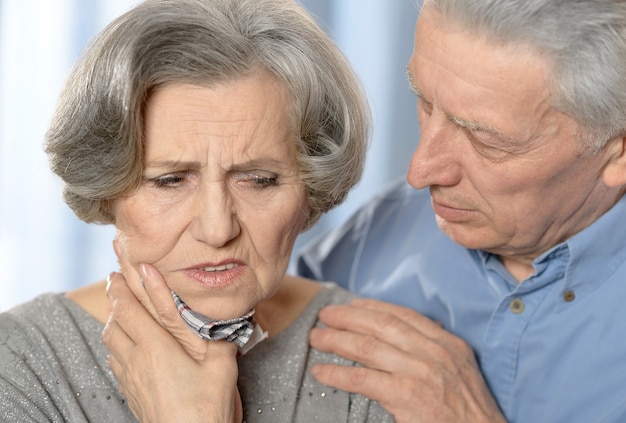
left=311, top=362, right=460, bottom=423
left=102, top=313, right=135, bottom=360
left=350, top=298, right=445, bottom=335
left=335, top=299, right=446, bottom=339
left=140, top=263, right=211, bottom=360
left=234, top=389, right=243, bottom=423
left=106, top=271, right=174, bottom=345
left=107, top=349, right=125, bottom=385
left=316, top=303, right=438, bottom=354
left=310, top=325, right=417, bottom=373
left=139, top=262, right=181, bottom=327
left=310, top=362, right=408, bottom=410
left=343, top=300, right=472, bottom=364
left=112, top=239, right=159, bottom=319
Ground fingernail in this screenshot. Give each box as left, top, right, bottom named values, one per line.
left=139, top=263, right=148, bottom=290
left=106, top=272, right=116, bottom=291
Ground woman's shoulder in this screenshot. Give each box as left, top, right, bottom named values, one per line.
left=288, top=275, right=359, bottom=302
left=316, top=280, right=359, bottom=304
left=0, top=292, right=131, bottom=421
left=0, top=290, right=105, bottom=361
left=2, top=289, right=100, bottom=325
left=288, top=278, right=359, bottom=318
left=1, top=293, right=69, bottom=335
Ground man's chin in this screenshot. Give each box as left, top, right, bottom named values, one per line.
left=437, top=221, right=497, bottom=251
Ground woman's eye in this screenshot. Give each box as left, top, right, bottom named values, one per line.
left=152, top=174, right=184, bottom=188
left=251, top=175, right=278, bottom=188
left=233, top=172, right=279, bottom=188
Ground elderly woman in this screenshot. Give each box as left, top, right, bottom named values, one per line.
left=0, top=0, right=393, bottom=422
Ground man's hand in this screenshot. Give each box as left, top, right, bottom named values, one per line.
left=308, top=299, right=506, bottom=423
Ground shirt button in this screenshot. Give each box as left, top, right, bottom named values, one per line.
left=509, top=298, right=525, bottom=314
left=563, top=290, right=576, bottom=302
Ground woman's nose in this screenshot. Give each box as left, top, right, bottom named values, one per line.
left=191, top=185, right=240, bottom=247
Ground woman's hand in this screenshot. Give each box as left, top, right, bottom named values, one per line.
left=308, top=299, right=506, bottom=423
left=102, top=242, right=243, bottom=422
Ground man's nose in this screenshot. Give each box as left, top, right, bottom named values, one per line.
left=406, top=110, right=463, bottom=189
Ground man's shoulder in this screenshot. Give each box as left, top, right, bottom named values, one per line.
left=364, top=178, right=430, bottom=209
left=341, top=179, right=433, bottom=234
left=300, top=179, right=435, bottom=254
left=294, top=179, right=446, bottom=284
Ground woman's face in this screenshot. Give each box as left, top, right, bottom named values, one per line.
left=114, top=73, right=308, bottom=320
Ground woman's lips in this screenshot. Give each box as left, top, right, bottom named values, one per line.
left=184, top=262, right=245, bottom=288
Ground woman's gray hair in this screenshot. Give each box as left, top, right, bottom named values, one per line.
left=422, top=0, right=626, bottom=153
left=45, top=0, right=370, bottom=226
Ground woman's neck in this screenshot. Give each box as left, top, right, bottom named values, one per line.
left=253, top=275, right=322, bottom=337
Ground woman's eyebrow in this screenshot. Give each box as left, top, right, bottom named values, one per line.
left=145, top=158, right=291, bottom=170
left=144, top=160, right=203, bottom=169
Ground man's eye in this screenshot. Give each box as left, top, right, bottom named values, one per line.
left=418, top=97, right=433, bottom=116
left=466, top=132, right=515, bottom=162
left=153, top=174, right=184, bottom=188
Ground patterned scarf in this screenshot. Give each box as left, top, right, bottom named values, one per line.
left=171, top=291, right=267, bottom=355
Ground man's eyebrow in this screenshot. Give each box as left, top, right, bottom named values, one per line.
left=405, top=65, right=516, bottom=143
left=405, top=66, right=420, bottom=96
left=405, top=67, right=435, bottom=106
left=449, top=115, right=517, bottom=144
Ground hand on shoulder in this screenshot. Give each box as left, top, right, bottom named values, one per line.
left=309, top=298, right=506, bottom=423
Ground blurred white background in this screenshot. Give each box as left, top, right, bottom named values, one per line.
left=0, top=0, right=420, bottom=311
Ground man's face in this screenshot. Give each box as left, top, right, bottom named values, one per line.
left=406, top=6, right=619, bottom=272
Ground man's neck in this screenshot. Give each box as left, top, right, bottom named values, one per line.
left=498, top=256, right=534, bottom=283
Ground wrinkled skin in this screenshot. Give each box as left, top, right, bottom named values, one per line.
left=103, top=72, right=309, bottom=423
left=309, top=4, right=626, bottom=423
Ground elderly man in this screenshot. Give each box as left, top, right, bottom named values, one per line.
left=299, top=0, right=626, bottom=422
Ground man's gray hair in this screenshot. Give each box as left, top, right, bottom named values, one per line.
left=422, top=0, right=626, bottom=152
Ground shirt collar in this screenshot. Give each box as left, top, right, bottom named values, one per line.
left=556, top=194, right=626, bottom=294
left=476, top=194, right=626, bottom=297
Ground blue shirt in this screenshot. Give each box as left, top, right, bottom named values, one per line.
left=295, top=179, right=626, bottom=423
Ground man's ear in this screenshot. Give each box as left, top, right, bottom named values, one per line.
left=603, top=134, right=626, bottom=188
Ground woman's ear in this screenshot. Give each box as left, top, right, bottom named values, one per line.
left=602, top=134, right=626, bottom=188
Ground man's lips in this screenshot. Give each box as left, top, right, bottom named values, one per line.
left=431, top=197, right=476, bottom=222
